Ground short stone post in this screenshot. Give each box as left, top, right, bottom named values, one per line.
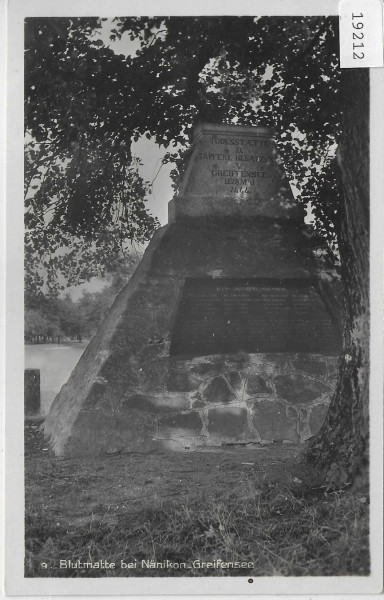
left=24, top=369, right=41, bottom=415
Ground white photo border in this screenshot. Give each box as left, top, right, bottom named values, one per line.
left=5, top=0, right=384, bottom=595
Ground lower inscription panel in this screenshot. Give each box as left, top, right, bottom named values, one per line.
left=170, top=278, right=341, bottom=356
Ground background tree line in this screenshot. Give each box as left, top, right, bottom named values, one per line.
left=25, top=290, right=110, bottom=343
left=25, top=254, right=141, bottom=343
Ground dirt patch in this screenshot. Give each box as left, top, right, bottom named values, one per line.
left=25, top=418, right=302, bottom=526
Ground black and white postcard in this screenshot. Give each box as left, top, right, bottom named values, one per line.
left=4, top=0, right=384, bottom=595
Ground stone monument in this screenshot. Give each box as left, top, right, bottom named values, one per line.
left=43, top=123, right=342, bottom=457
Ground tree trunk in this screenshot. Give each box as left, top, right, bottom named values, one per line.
left=306, top=69, right=370, bottom=488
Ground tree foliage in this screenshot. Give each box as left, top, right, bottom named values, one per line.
left=25, top=16, right=342, bottom=296
left=25, top=18, right=158, bottom=295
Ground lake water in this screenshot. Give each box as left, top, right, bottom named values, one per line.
left=25, top=342, right=88, bottom=415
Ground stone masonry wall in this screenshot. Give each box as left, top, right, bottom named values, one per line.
left=123, top=353, right=338, bottom=450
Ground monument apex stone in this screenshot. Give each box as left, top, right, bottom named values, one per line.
left=169, top=123, right=303, bottom=223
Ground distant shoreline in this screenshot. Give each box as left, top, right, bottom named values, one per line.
left=24, top=340, right=90, bottom=346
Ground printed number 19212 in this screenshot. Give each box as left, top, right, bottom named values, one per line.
left=352, top=13, right=365, bottom=59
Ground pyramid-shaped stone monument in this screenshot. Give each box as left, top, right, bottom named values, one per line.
left=44, top=124, right=342, bottom=457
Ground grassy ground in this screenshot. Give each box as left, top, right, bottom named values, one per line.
left=25, top=418, right=370, bottom=578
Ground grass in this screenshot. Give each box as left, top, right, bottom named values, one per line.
left=25, top=481, right=369, bottom=578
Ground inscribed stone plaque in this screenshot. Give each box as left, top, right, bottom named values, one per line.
left=181, top=124, right=290, bottom=201
left=170, top=278, right=342, bottom=356
left=170, top=124, right=301, bottom=221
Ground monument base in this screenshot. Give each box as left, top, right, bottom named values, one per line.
left=43, top=219, right=340, bottom=457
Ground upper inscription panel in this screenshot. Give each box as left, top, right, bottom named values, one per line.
left=172, top=123, right=301, bottom=221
